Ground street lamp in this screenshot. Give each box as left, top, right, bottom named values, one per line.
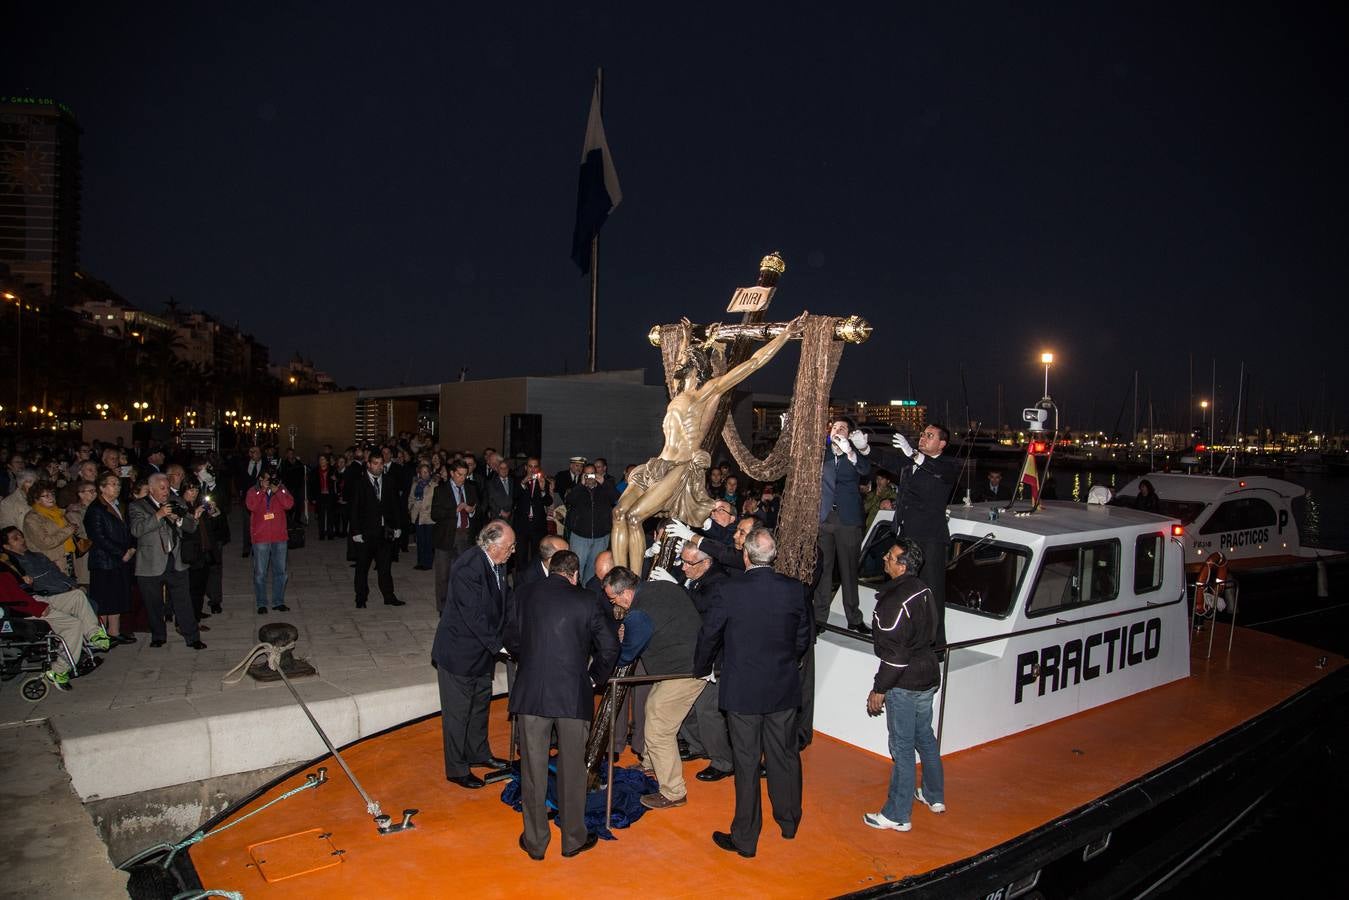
left=1040, top=352, right=1054, bottom=400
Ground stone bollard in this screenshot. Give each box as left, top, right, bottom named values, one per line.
left=247, top=622, right=318, bottom=682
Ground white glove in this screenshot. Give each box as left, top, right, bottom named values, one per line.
left=665, top=519, right=695, bottom=542
left=649, top=566, right=677, bottom=584
left=701, top=671, right=718, bottom=684
left=701, top=517, right=713, bottom=530
left=644, top=541, right=662, bottom=559
left=830, top=434, right=848, bottom=456
left=849, top=430, right=870, bottom=454
left=393, top=529, right=402, bottom=539
left=892, top=433, right=914, bottom=457
left=352, top=534, right=364, bottom=543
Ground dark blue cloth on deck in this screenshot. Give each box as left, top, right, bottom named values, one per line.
left=499, top=759, right=659, bottom=839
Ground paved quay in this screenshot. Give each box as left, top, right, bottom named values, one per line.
left=1, top=515, right=457, bottom=804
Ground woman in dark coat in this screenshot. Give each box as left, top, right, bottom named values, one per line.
left=84, top=471, right=137, bottom=643
left=1135, top=479, right=1161, bottom=514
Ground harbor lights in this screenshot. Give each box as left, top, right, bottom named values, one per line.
left=1040, top=352, right=1054, bottom=401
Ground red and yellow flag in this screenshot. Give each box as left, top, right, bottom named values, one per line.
left=1019, top=449, right=1041, bottom=506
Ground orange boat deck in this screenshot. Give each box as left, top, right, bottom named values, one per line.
left=189, top=626, right=1344, bottom=899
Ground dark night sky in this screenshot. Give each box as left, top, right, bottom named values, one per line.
left=11, top=3, right=1348, bottom=434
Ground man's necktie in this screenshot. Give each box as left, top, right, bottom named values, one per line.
left=455, top=484, right=467, bottom=529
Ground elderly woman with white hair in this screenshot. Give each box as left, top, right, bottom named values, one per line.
left=0, top=469, right=39, bottom=531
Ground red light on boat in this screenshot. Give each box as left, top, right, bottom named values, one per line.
left=1195, top=444, right=1207, bottom=452
left=1238, top=480, right=1247, bottom=487
left=1030, top=441, right=1047, bottom=454
left=1172, top=524, right=1184, bottom=537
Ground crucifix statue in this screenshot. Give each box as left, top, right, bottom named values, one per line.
left=611, top=252, right=872, bottom=577
left=586, top=253, right=871, bottom=791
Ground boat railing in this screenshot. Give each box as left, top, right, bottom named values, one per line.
left=820, top=589, right=1187, bottom=751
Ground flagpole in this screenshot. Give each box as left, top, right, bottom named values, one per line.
left=588, top=68, right=603, bottom=374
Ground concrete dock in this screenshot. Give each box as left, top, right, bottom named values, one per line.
left=1, top=516, right=468, bottom=890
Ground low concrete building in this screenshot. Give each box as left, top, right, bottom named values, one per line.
left=280, top=370, right=668, bottom=473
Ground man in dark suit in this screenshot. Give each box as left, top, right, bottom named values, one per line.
left=971, top=470, right=1009, bottom=504
left=512, top=457, right=551, bottom=570
left=692, top=526, right=813, bottom=858
left=432, top=519, right=516, bottom=788
left=485, top=459, right=516, bottom=523
left=237, top=446, right=264, bottom=558
left=875, top=423, right=960, bottom=646
left=345, top=452, right=405, bottom=608
left=505, top=550, right=618, bottom=860
left=814, top=417, right=873, bottom=634
left=514, top=534, right=566, bottom=591
left=431, top=460, right=479, bottom=613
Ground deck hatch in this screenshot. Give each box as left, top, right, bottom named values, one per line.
left=248, top=828, right=344, bottom=883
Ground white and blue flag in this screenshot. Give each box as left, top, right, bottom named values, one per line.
left=570, top=79, right=622, bottom=274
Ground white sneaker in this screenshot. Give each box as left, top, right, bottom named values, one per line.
left=915, top=788, right=946, bottom=813
left=862, top=812, right=911, bottom=831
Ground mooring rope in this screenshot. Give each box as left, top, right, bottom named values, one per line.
left=220, top=639, right=297, bottom=685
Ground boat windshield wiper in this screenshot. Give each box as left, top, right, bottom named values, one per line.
left=947, top=533, right=997, bottom=569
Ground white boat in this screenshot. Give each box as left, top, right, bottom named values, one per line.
left=1111, top=472, right=1343, bottom=572
left=817, top=501, right=1191, bottom=756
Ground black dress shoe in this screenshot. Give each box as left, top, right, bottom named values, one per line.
left=473, top=756, right=510, bottom=769
left=355, top=600, right=367, bottom=609
left=257, top=606, right=267, bottom=615
left=198, top=610, right=211, bottom=619
left=562, top=833, right=599, bottom=858
left=696, top=765, right=734, bottom=782
left=274, top=604, right=290, bottom=612
left=712, top=831, right=754, bottom=858
left=114, top=634, right=138, bottom=645
left=150, top=639, right=166, bottom=648
left=197, top=624, right=210, bottom=632
left=519, top=835, right=544, bottom=861
left=209, top=604, right=222, bottom=614
left=384, top=597, right=406, bottom=606
left=680, top=748, right=708, bottom=762
left=188, top=641, right=208, bottom=650
left=447, top=774, right=485, bottom=789
left=848, top=621, right=873, bottom=637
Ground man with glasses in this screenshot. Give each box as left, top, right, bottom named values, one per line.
left=664, top=501, right=745, bottom=572
left=673, top=543, right=735, bottom=783
left=433, top=519, right=516, bottom=789
left=878, top=424, right=959, bottom=647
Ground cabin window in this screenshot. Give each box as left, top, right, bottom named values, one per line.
left=1133, top=532, right=1164, bottom=594
left=1198, top=498, right=1276, bottom=535
left=945, top=537, right=1031, bottom=619
left=1026, top=539, right=1121, bottom=617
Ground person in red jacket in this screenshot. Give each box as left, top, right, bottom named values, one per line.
left=245, top=467, right=294, bottom=614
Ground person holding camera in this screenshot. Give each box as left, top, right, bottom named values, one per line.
left=346, top=451, right=406, bottom=608
left=564, top=463, right=617, bottom=585
left=245, top=467, right=294, bottom=614
left=128, top=473, right=205, bottom=649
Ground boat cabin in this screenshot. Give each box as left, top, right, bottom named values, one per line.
left=1112, top=473, right=1324, bottom=572
left=816, top=501, right=1191, bottom=757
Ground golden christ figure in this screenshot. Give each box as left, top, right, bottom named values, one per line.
left=610, top=312, right=806, bottom=573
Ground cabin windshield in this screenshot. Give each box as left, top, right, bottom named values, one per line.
left=945, top=537, right=1032, bottom=619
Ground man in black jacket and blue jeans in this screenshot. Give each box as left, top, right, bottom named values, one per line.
left=863, top=538, right=946, bottom=832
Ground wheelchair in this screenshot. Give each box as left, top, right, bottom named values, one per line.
left=1, top=600, right=103, bottom=702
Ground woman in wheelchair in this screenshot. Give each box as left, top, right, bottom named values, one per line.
left=0, top=525, right=110, bottom=692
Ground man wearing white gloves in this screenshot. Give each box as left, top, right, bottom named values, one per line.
left=876, top=424, right=959, bottom=647
left=813, top=417, right=873, bottom=634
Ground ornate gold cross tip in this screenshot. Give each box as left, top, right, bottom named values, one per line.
left=648, top=315, right=871, bottom=347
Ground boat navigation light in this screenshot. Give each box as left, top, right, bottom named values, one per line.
left=1172, top=524, right=1184, bottom=537
left=1238, top=480, right=1247, bottom=487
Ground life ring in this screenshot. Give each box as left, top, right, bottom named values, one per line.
left=1193, top=552, right=1229, bottom=616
